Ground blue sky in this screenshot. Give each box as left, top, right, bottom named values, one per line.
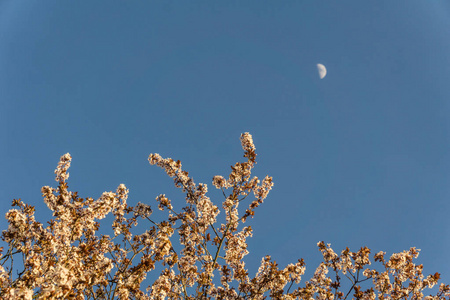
left=1, top=1, right=450, bottom=286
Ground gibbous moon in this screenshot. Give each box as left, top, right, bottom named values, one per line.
left=316, top=63, right=327, bottom=79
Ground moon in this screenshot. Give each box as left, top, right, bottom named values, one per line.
left=316, top=63, right=327, bottom=79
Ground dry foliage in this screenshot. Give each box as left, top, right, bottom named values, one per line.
left=1, top=133, right=448, bottom=299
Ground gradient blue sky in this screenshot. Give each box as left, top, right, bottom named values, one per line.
left=2, top=1, right=450, bottom=286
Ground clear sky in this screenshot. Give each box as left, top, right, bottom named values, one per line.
left=1, top=1, right=450, bottom=286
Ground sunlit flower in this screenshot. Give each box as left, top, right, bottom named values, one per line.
left=0, top=133, right=447, bottom=299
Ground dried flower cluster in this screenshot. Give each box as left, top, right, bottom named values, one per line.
left=0, top=133, right=448, bottom=299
